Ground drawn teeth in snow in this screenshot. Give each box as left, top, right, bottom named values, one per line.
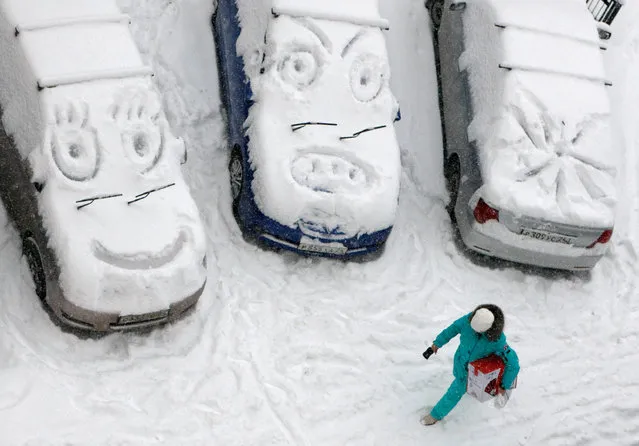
left=291, top=152, right=369, bottom=193
left=48, top=100, right=101, bottom=182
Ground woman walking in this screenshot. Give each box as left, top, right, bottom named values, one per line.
left=421, top=304, right=520, bottom=425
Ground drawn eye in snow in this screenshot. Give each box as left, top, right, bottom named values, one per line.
left=49, top=101, right=101, bottom=182
left=278, top=49, right=320, bottom=89
left=109, top=91, right=164, bottom=173
left=350, top=54, right=386, bottom=103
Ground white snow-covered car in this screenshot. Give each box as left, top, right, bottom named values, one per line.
left=213, top=0, right=402, bottom=258
left=0, top=0, right=208, bottom=332
left=427, top=0, right=617, bottom=271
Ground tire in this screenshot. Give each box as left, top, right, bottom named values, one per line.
left=229, top=145, right=243, bottom=221
left=429, top=0, right=444, bottom=31
left=444, top=156, right=461, bottom=223
left=22, top=235, right=47, bottom=301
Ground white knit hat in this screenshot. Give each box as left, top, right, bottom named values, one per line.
left=471, top=308, right=494, bottom=333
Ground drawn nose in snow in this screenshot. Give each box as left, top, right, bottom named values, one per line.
left=291, top=153, right=369, bottom=193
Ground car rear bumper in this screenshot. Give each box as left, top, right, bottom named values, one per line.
left=456, top=207, right=605, bottom=271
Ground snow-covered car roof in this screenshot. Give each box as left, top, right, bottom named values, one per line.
left=462, top=0, right=616, bottom=228
left=272, top=0, right=389, bottom=29
left=7, top=0, right=151, bottom=90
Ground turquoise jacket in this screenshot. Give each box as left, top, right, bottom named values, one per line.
left=433, top=312, right=520, bottom=389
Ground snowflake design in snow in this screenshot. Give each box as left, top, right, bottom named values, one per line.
left=497, top=88, right=615, bottom=212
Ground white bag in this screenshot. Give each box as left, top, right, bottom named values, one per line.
left=494, top=389, right=512, bottom=409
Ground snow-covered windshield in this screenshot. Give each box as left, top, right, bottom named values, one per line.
left=243, top=13, right=401, bottom=238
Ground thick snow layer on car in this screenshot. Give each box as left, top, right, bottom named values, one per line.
left=236, top=0, right=401, bottom=237
left=273, top=0, right=389, bottom=28
left=0, top=0, right=207, bottom=314
left=235, top=0, right=388, bottom=67
left=460, top=0, right=617, bottom=228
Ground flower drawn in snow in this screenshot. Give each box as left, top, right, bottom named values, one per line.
left=506, top=88, right=615, bottom=209
left=48, top=100, right=101, bottom=182
left=109, top=89, right=164, bottom=173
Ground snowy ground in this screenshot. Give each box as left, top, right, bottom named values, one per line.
left=1, top=0, right=638, bottom=445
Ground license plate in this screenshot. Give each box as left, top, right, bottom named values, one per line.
left=520, top=228, right=575, bottom=245
left=299, top=240, right=348, bottom=255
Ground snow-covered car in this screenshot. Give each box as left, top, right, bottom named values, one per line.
left=0, top=0, right=208, bottom=332
left=426, top=0, right=617, bottom=271
left=212, top=0, right=402, bottom=258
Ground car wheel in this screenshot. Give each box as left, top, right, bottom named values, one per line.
left=229, top=145, right=244, bottom=220
left=22, top=235, right=47, bottom=301
left=429, top=0, right=444, bottom=31
left=445, top=156, right=461, bottom=223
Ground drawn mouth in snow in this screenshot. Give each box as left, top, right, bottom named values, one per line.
left=92, top=229, right=188, bottom=270
left=290, top=151, right=373, bottom=194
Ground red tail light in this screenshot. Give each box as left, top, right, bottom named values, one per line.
left=587, top=229, right=613, bottom=248
left=473, top=198, right=499, bottom=224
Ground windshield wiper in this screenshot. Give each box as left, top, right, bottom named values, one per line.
left=127, top=182, right=176, bottom=205
left=76, top=193, right=123, bottom=210
left=291, top=122, right=338, bottom=132
left=340, top=125, right=387, bottom=141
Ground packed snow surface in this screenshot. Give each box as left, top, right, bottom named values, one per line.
left=0, top=0, right=638, bottom=445
left=462, top=0, right=617, bottom=228
left=237, top=0, right=401, bottom=237
left=0, top=0, right=207, bottom=314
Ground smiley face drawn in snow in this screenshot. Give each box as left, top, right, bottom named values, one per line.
left=35, top=87, right=197, bottom=271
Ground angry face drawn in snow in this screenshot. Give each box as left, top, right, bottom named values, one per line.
left=246, top=15, right=401, bottom=239
left=29, top=83, right=207, bottom=315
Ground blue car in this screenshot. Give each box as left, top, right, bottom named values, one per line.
left=212, top=0, right=402, bottom=258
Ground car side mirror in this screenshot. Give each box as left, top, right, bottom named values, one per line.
left=598, top=28, right=611, bottom=41
left=28, top=148, right=48, bottom=191
left=450, top=1, right=466, bottom=10
left=394, top=108, right=402, bottom=122
left=181, top=141, right=188, bottom=165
